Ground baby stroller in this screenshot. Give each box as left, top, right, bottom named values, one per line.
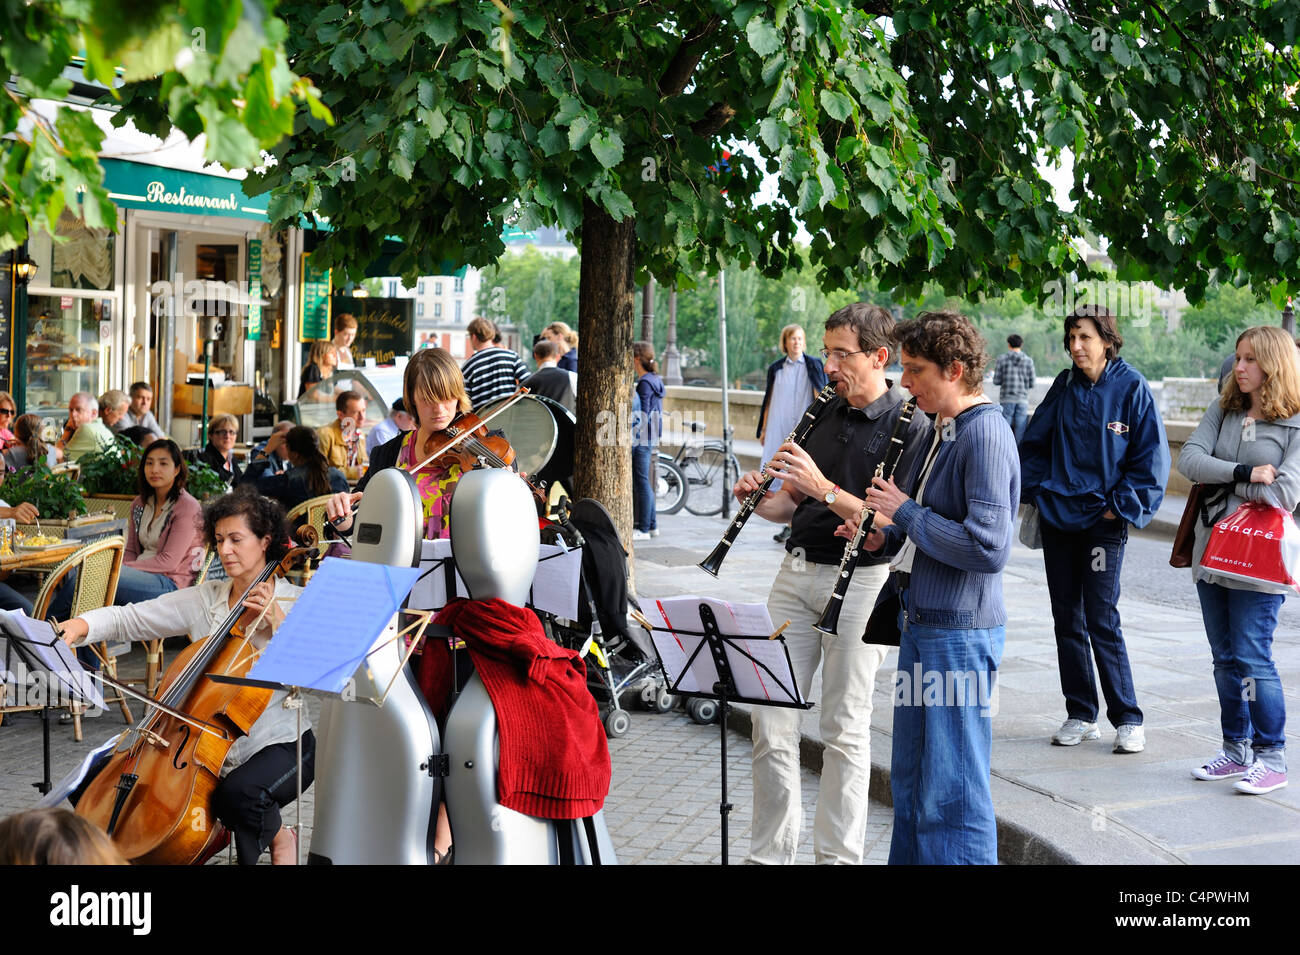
left=539, top=497, right=672, bottom=737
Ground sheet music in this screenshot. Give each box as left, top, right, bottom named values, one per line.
left=643, top=596, right=801, bottom=705
left=247, top=557, right=421, bottom=694
left=408, top=539, right=583, bottom=619
left=0, top=610, right=106, bottom=710
left=408, top=539, right=469, bottom=611
left=530, top=545, right=583, bottom=619
left=36, top=732, right=124, bottom=808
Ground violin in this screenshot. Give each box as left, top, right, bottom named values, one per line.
left=74, top=547, right=314, bottom=864
left=420, top=410, right=517, bottom=474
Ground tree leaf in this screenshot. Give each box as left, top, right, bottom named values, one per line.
left=746, top=18, right=783, bottom=57
left=819, top=89, right=853, bottom=122
left=329, top=40, right=366, bottom=77
left=590, top=130, right=624, bottom=169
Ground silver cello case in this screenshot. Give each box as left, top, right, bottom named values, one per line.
left=309, top=467, right=616, bottom=864
left=309, top=467, right=438, bottom=864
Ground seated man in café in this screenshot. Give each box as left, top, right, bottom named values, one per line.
left=98, top=390, right=130, bottom=432
left=54, top=392, right=115, bottom=463
left=241, top=420, right=294, bottom=484
left=119, top=381, right=167, bottom=438
left=317, top=390, right=369, bottom=474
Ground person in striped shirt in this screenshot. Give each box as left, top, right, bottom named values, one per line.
left=462, top=316, right=529, bottom=410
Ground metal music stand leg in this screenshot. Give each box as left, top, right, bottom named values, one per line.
left=715, top=682, right=733, bottom=865
left=36, top=706, right=52, bottom=795
left=293, top=689, right=303, bottom=866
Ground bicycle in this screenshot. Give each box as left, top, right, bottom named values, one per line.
left=658, top=422, right=741, bottom=517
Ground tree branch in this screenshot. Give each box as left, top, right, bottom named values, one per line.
left=690, top=103, right=735, bottom=137
left=658, top=14, right=722, bottom=97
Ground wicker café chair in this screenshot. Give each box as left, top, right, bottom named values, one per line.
left=32, top=535, right=128, bottom=742
left=141, top=545, right=227, bottom=697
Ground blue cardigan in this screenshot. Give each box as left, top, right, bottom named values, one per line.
left=879, top=403, right=1020, bottom=630
left=757, top=354, right=828, bottom=437
left=1019, top=358, right=1170, bottom=531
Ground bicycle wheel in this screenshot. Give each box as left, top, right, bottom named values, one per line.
left=655, top=457, right=687, bottom=515
left=684, top=444, right=742, bottom=516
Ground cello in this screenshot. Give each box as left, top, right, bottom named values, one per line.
left=74, top=545, right=314, bottom=864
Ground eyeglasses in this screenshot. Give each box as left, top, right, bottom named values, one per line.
left=212, top=429, right=237, bottom=437
left=0, top=408, right=14, bottom=417
left=820, top=348, right=869, bottom=362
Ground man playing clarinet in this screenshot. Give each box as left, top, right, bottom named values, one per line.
left=733, top=303, right=929, bottom=864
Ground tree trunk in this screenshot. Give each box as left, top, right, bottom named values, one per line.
left=575, top=198, right=636, bottom=548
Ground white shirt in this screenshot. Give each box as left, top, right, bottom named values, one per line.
left=80, top=576, right=308, bottom=774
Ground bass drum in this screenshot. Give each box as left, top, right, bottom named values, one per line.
left=308, top=467, right=441, bottom=865
left=478, top=393, right=574, bottom=499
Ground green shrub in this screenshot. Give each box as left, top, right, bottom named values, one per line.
left=3, top=462, right=87, bottom=519
left=79, top=436, right=143, bottom=497
left=186, top=461, right=227, bottom=501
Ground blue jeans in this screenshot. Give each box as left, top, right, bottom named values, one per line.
left=1000, top=402, right=1028, bottom=443
left=631, top=445, right=656, bottom=532
left=1041, top=518, right=1142, bottom=728
left=889, top=591, right=1004, bottom=865
left=1195, top=580, right=1287, bottom=771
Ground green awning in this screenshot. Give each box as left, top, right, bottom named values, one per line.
left=101, top=158, right=268, bottom=221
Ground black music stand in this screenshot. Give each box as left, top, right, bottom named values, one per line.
left=0, top=612, right=105, bottom=795
left=646, top=603, right=809, bottom=865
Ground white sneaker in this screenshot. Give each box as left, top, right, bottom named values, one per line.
left=650, top=529, right=660, bottom=537
left=1113, top=724, right=1145, bottom=754
left=632, top=530, right=651, bottom=541
left=1051, top=718, right=1101, bottom=746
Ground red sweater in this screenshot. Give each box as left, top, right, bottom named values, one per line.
left=418, top=598, right=611, bottom=820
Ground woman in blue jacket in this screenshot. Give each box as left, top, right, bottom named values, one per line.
left=1019, top=305, right=1170, bottom=755
left=862, top=310, right=1019, bottom=865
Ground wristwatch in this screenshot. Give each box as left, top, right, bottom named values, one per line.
left=824, top=483, right=839, bottom=505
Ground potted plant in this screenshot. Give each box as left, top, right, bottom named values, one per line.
left=2, top=462, right=88, bottom=521
left=80, top=437, right=143, bottom=518
left=186, top=460, right=228, bottom=501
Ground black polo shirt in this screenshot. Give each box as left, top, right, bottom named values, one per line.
left=787, top=381, right=930, bottom=565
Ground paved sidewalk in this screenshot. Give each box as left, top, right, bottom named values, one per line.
left=0, top=648, right=890, bottom=865
left=633, top=501, right=1299, bottom=864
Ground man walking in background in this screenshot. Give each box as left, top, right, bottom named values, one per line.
left=993, top=333, right=1035, bottom=443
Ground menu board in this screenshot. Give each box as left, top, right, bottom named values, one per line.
left=299, top=253, right=331, bottom=340
left=332, top=297, right=415, bottom=365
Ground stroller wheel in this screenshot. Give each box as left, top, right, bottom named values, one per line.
left=653, top=688, right=676, bottom=713
left=688, top=698, right=719, bottom=725
left=604, top=708, right=631, bottom=738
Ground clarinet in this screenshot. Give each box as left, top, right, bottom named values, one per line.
left=698, top=383, right=838, bottom=577
left=813, top=395, right=919, bottom=634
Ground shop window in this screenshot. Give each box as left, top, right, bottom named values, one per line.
left=27, top=208, right=116, bottom=290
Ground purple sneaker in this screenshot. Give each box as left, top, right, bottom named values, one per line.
left=1192, top=751, right=1250, bottom=781
left=1234, top=763, right=1288, bottom=795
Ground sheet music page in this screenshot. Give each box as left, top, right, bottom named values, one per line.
left=248, top=557, right=421, bottom=693
left=408, top=539, right=469, bottom=611
left=530, top=545, right=582, bottom=619
left=0, top=610, right=105, bottom=710
left=36, top=731, right=124, bottom=808
left=725, top=638, right=803, bottom=704
left=642, top=597, right=796, bottom=702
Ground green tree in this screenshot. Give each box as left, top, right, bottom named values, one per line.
left=1180, top=284, right=1277, bottom=352
left=0, top=0, right=329, bottom=251
left=259, top=1, right=1300, bottom=531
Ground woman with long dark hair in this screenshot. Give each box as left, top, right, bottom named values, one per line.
left=257, top=426, right=349, bottom=511
left=113, top=439, right=205, bottom=604
left=1178, top=325, right=1300, bottom=794
left=60, top=489, right=312, bottom=865
left=3, top=413, right=54, bottom=471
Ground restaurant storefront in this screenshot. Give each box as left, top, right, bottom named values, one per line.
left=17, top=153, right=302, bottom=444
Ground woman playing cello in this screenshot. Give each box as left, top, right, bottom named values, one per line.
left=59, top=489, right=311, bottom=865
